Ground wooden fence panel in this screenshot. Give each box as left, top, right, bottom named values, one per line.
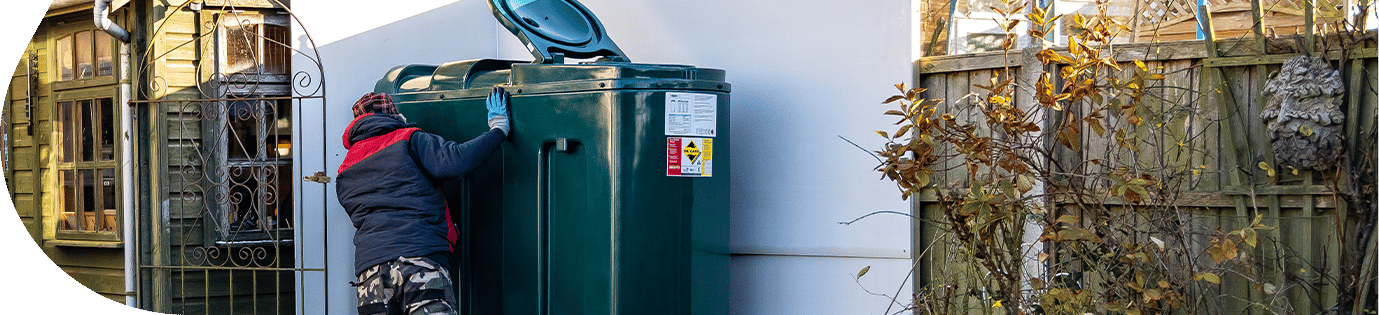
left=912, top=38, right=1376, bottom=314
left=920, top=72, right=948, bottom=189
left=943, top=71, right=971, bottom=186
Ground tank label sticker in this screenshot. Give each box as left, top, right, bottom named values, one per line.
left=667, top=137, right=712, bottom=177
left=665, top=92, right=718, bottom=137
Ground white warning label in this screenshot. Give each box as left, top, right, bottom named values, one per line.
left=667, top=137, right=712, bottom=177
left=665, top=92, right=718, bottom=137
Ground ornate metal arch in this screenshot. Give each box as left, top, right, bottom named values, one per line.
left=131, top=0, right=326, bottom=313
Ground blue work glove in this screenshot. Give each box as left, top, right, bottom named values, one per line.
left=486, top=86, right=511, bottom=136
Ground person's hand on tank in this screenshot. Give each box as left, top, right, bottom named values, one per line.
left=487, top=86, right=511, bottom=136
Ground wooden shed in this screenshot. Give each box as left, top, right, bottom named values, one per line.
left=5, top=1, right=307, bottom=313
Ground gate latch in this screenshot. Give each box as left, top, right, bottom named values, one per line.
left=305, top=171, right=332, bottom=184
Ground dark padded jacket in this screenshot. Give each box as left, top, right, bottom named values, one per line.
left=337, top=113, right=504, bottom=274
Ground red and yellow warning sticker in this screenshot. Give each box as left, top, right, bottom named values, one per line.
left=667, top=137, right=712, bottom=177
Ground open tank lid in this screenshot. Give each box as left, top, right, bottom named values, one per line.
left=488, top=0, right=629, bottom=64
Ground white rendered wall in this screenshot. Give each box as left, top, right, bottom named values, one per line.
left=291, top=1, right=500, bottom=314
left=297, top=0, right=915, bottom=314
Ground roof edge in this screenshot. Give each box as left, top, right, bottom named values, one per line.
left=47, top=0, right=128, bottom=18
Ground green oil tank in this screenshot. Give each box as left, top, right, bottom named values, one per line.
left=372, top=0, right=730, bottom=314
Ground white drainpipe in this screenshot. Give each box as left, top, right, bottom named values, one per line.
left=120, top=43, right=135, bottom=308
left=95, top=0, right=136, bottom=307
left=94, top=0, right=130, bottom=43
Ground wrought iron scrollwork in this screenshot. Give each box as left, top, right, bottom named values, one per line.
left=135, top=2, right=326, bottom=311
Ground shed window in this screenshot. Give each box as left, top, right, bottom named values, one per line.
left=205, top=12, right=295, bottom=239
left=54, top=30, right=114, bottom=82
left=55, top=97, right=120, bottom=237
left=219, top=14, right=290, bottom=76
left=217, top=97, right=293, bottom=233
left=48, top=22, right=122, bottom=243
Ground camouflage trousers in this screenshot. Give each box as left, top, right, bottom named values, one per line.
left=353, top=256, right=457, bottom=315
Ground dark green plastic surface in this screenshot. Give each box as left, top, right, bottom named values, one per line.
left=488, top=0, right=628, bottom=63
left=375, top=60, right=730, bottom=314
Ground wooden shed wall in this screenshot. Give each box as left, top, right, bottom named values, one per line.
left=0, top=0, right=302, bottom=311
left=6, top=13, right=127, bottom=303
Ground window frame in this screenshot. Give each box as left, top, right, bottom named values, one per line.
left=214, top=12, right=291, bottom=84
left=49, top=22, right=119, bottom=92
left=206, top=95, right=294, bottom=244
left=197, top=10, right=296, bottom=244
left=51, top=86, right=122, bottom=244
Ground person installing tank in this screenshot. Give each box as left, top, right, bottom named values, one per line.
left=336, top=87, right=511, bottom=315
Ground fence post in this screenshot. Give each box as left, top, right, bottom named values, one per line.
left=1250, top=0, right=1267, bottom=52
left=1305, top=0, right=1316, bottom=53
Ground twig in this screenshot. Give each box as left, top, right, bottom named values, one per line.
left=839, top=210, right=922, bottom=225
left=839, top=135, right=884, bottom=164
left=884, top=232, right=949, bottom=315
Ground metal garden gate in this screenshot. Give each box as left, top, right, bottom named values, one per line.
left=132, top=2, right=326, bottom=313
